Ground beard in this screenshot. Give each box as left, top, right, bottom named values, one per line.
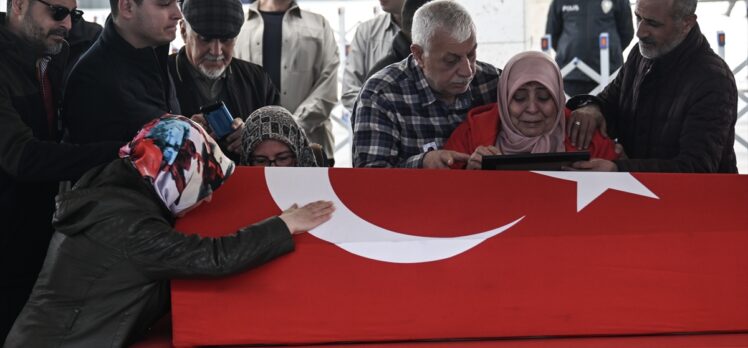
left=638, top=28, right=688, bottom=59
left=197, top=55, right=228, bottom=80
left=20, top=12, right=67, bottom=56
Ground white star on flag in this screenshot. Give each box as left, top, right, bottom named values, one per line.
left=532, top=171, right=659, bottom=212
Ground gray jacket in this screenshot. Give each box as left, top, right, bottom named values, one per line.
left=236, top=1, right=339, bottom=157
left=5, top=159, right=294, bottom=347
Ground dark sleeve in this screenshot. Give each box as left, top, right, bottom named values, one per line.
left=0, top=87, right=120, bottom=182
left=596, top=50, right=632, bottom=139
left=614, top=74, right=737, bottom=173
left=127, top=216, right=295, bottom=278
left=64, top=66, right=166, bottom=144
left=615, top=0, right=634, bottom=49
left=545, top=0, right=562, bottom=50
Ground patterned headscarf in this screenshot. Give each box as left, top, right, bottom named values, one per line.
left=240, top=106, right=318, bottom=167
left=497, top=51, right=566, bottom=154
left=119, top=115, right=235, bottom=215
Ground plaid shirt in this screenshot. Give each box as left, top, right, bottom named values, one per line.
left=352, top=56, right=499, bottom=168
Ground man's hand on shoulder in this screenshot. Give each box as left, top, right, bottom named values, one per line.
left=568, top=104, right=607, bottom=150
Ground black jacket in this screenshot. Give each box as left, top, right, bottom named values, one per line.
left=0, top=14, right=119, bottom=291
left=5, top=159, right=295, bottom=347
left=63, top=15, right=180, bottom=145
left=366, top=31, right=411, bottom=81
left=168, top=48, right=280, bottom=120
left=599, top=25, right=737, bottom=173
left=61, top=19, right=102, bottom=83
left=546, top=0, right=633, bottom=82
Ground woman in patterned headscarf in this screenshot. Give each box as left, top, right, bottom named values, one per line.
left=240, top=106, right=322, bottom=167
left=6, top=115, right=334, bottom=347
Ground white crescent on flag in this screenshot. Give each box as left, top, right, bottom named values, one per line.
left=265, top=168, right=524, bottom=264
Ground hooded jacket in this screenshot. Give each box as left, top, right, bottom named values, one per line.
left=0, top=12, right=119, bottom=306
left=5, top=159, right=294, bottom=347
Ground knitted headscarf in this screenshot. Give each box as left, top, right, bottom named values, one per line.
left=497, top=51, right=566, bottom=154
left=119, top=115, right=235, bottom=215
left=240, top=106, right=318, bottom=167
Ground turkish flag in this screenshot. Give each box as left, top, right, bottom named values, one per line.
left=171, top=168, right=748, bottom=347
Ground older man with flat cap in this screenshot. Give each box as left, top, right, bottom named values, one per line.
left=169, top=0, right=280, bottom=159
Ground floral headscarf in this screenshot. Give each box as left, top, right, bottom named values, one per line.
left=240, top=106, right=318, bottom=167
left=119, top=115, right=235, bottom=215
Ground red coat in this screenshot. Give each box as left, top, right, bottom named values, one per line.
left=444, top=103, right=618, bottom=169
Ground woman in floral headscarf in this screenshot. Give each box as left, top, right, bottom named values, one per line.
left=6, top=115, right=334, bottom=348
left=444, top=51, right=618, bottom=169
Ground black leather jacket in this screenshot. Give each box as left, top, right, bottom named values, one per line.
left=5, top=159, right=294, bottom=347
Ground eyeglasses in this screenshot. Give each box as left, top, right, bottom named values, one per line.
left=35, top=0, right=84, bottom=23
left=248, top=153, right=297, bottom=167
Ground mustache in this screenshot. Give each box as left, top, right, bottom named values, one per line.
left=49, top=28, right=68, bottom=38
left=203, top=54, right=225, bottom=62
left=450, top=77, right=473, bottom=85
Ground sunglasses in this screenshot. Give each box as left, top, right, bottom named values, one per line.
left=35, top=0, right=84, bottom=22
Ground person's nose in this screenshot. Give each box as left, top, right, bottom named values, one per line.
left=636, top=22, right=648, bottom=40
left=526, top=97, right=539, bottom=113
left=209, top=40, right=221, bottom=55
left=61, top=16, right=72, bottom=31
left=171, top=1, right=183, bottom=20
left=457, top=57, right=473, bottom=78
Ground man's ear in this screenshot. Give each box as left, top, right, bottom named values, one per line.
left=411, top=44, right=424, bottom=67
left=681, top=14, right=697, bottom=34
left=119, top=0, right=135, bottom=19
left=11, top=0, right=26, bottom=17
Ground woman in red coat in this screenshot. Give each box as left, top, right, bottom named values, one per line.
left=444, top=51, right=618, bottom=169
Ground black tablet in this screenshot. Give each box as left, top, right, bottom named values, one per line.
left=481, top=151, right=590, bottom=171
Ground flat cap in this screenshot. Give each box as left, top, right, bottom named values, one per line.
left=181, top=0, right=244, bottom=39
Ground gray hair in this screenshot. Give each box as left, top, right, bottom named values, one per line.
left=671, top=0, right=697, bottom=19
left=411, top=0, right=476, bottom=52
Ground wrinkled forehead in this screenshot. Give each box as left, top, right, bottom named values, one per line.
left=635, top=0, right=675, bottom=20
left=426, top=30, right=477, bottom=55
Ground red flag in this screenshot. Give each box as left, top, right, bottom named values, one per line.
left=171, top=168, right=748, bottom=346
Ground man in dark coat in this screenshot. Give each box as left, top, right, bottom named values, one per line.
left=169, top=0, right=279, bottom=160
left=0, top=0, right=119, bottom=342
left=569, top=0, right=737, bottom=173
left=61, top=17, right=102, bottom=82
left=62, top=0, right=183, bottom=145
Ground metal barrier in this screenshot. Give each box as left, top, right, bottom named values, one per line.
left=542, top=32, right=617, bottom=96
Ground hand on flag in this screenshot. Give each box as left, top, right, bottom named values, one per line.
left=280, top=201, right=335, bottom=235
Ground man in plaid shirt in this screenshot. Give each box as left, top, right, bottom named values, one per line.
left=352, top=0, right=500, bottom=168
